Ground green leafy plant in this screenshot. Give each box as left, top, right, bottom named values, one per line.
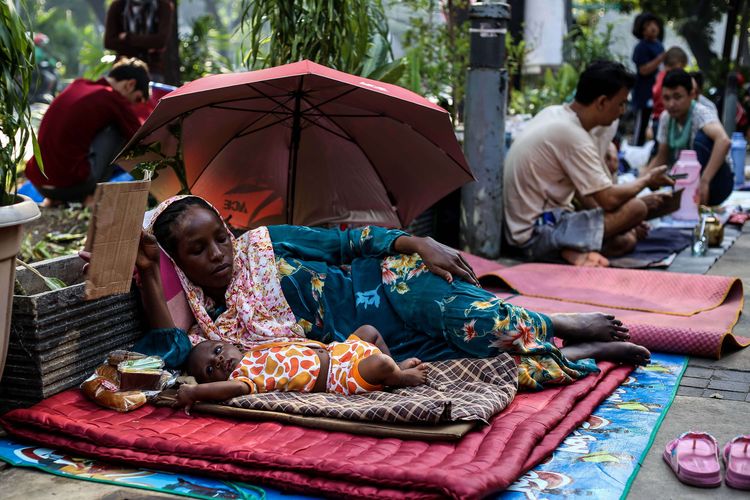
left=1, top=0, right=43, bottom=206
left=238, top=0, right=403, bottom=83
left=508, top=22, right=620, bottom=116
left=180, top=15, right=233, bottom=83
left=16, top=258, right=66, bottom=290
left=125, top=120, right=190, bottom=194
left=399, top=0, right=469, bottom=122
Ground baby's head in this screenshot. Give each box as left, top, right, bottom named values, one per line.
left=187, top=340, right=243, bottom=383
left=663, top=46, right=688, bottom=71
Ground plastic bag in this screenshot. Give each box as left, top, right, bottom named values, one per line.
left=80, top=350, right=175, bottom=412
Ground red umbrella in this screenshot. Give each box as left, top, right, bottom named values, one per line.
left=118, top=60, right=473, bottom=229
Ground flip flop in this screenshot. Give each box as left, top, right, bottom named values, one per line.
left=663, top=431, right=722, bottom=487
left=724, top=435, right=750, bottom=490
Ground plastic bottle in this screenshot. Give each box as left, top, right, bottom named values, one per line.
left=731, top=131, right=747, bottom=188
left=671, top=149, right=701, bottom=221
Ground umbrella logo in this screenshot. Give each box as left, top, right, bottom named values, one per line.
left=223, top=199, right=248, bottom=214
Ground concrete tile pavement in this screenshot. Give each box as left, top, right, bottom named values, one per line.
left=627, top=224, right=750, bottom=499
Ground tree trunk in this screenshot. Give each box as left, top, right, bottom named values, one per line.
left=163, top=0, right=181, bottom=86
left=679, top=21, right=716, bottom=74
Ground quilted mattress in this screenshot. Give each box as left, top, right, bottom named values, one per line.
left=1, top=361, right=631, bottom=499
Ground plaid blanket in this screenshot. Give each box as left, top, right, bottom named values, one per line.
left=217, top=354, right=518, bottom=425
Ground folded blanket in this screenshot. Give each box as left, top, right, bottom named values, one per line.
left=162, top=356, right=518, bottom=426
left=608, top=227, right=692, bottom=269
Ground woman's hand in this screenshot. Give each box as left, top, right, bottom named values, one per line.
left=395, top=235, right=480, bottom=286
left=136, top=231, right=161, bottom=273
left=174, top=384, right=198, bottom=415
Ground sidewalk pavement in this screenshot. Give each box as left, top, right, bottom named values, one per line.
left=628, top=224, right=750, bottom=499
left=2, top=227, right=750, bottom=499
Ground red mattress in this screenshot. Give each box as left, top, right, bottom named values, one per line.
left=1, top=362, right=630, bottom=499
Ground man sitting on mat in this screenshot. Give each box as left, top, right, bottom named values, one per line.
left=503, top=60, right=674, bottom=266
left=644, top=68, right=733, bottom=207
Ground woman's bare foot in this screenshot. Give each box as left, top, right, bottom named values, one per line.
left=560, top=341, right=651, bottom=366
left=550, top=312, right=630, bottom=343
left=561, top=249, right=610, bottom=267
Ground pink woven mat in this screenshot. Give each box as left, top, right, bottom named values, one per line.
left=485, top=263, right=741, bottom=316
left=461, top=255, right=748, bottom=359
left=507, top=294, right=748, bottom=359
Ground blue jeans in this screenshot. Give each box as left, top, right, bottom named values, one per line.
left=693, top=130, right=734, bottom=206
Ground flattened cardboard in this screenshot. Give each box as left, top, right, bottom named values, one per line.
left=84, top=181, right=150, bottom=300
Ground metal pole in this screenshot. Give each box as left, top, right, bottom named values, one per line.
left=460, top=1, right=509, bottom=258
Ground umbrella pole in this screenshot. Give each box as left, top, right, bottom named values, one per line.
left=286, top=87, right=303, bottom=225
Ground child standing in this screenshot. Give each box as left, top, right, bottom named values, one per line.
left=631, top=13, right=665, bottom=146
left=175, top=325, right=427, bottom=413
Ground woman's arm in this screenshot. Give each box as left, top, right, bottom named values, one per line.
left=268, top=225, right=479, bottom=286
left=136, top=232, right=175, bottom=330
left=175, top=380, right=250, bottom=414
left=394, top=235, right=479, bottom=286
left=268, top=225, right=408, bottom=265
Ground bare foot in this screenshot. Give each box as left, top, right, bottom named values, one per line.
left=383, top=362, right=427, bottom=387
left=561, top=249, right=610, bottom=267
left=392, top=363, right=428, bottom=387
left=398, top=357, right=422, bottom=370
left=560, top=341, right=651, bottom=366
left=550, top=312, right=630, bottom=343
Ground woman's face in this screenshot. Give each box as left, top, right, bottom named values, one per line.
left=172, top=206, right=234, bottom=292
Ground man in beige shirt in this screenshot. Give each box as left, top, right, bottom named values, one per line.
left=503, top=61, right=673, bottom=266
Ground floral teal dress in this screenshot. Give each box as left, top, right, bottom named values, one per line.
left=266, top=225, right=598, bottom=391
left=137, top=225, right=597, bottom=391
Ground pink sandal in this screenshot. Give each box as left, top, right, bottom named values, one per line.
left=663, top=431, right=721, bottom=487
left=724, top=435, right=750, bottom=490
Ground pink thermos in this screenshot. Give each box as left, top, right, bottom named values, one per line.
left=671, top=150, right=702, bottom=221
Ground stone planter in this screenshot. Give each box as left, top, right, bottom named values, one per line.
left=0, top=255, right=144, bottom=411
left=0, top=195, right=41, bottom=382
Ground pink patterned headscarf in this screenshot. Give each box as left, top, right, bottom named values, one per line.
left=145, top=195, right=306, bottom=348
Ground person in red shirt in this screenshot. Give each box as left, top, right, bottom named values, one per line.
left=25, top=58, right=149, bottom=204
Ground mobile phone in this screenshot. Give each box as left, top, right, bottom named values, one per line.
left=668, top=173, right=689, bottom=180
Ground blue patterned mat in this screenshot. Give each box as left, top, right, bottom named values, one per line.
left=498, top=352, right=687, bottom=499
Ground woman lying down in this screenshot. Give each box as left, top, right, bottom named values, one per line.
left=128, top=195, right=649, bottom=412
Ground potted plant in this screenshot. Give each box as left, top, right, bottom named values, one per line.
left=1, top=0, right=43, bottom=380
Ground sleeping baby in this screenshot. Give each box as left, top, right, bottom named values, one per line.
left=175, top=325, right=426, bottom=412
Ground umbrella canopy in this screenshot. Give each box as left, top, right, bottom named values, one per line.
left=118, top=60, right=474, bottom=229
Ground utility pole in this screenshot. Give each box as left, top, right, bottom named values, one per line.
left=460, top=1, right=510, bottom=258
